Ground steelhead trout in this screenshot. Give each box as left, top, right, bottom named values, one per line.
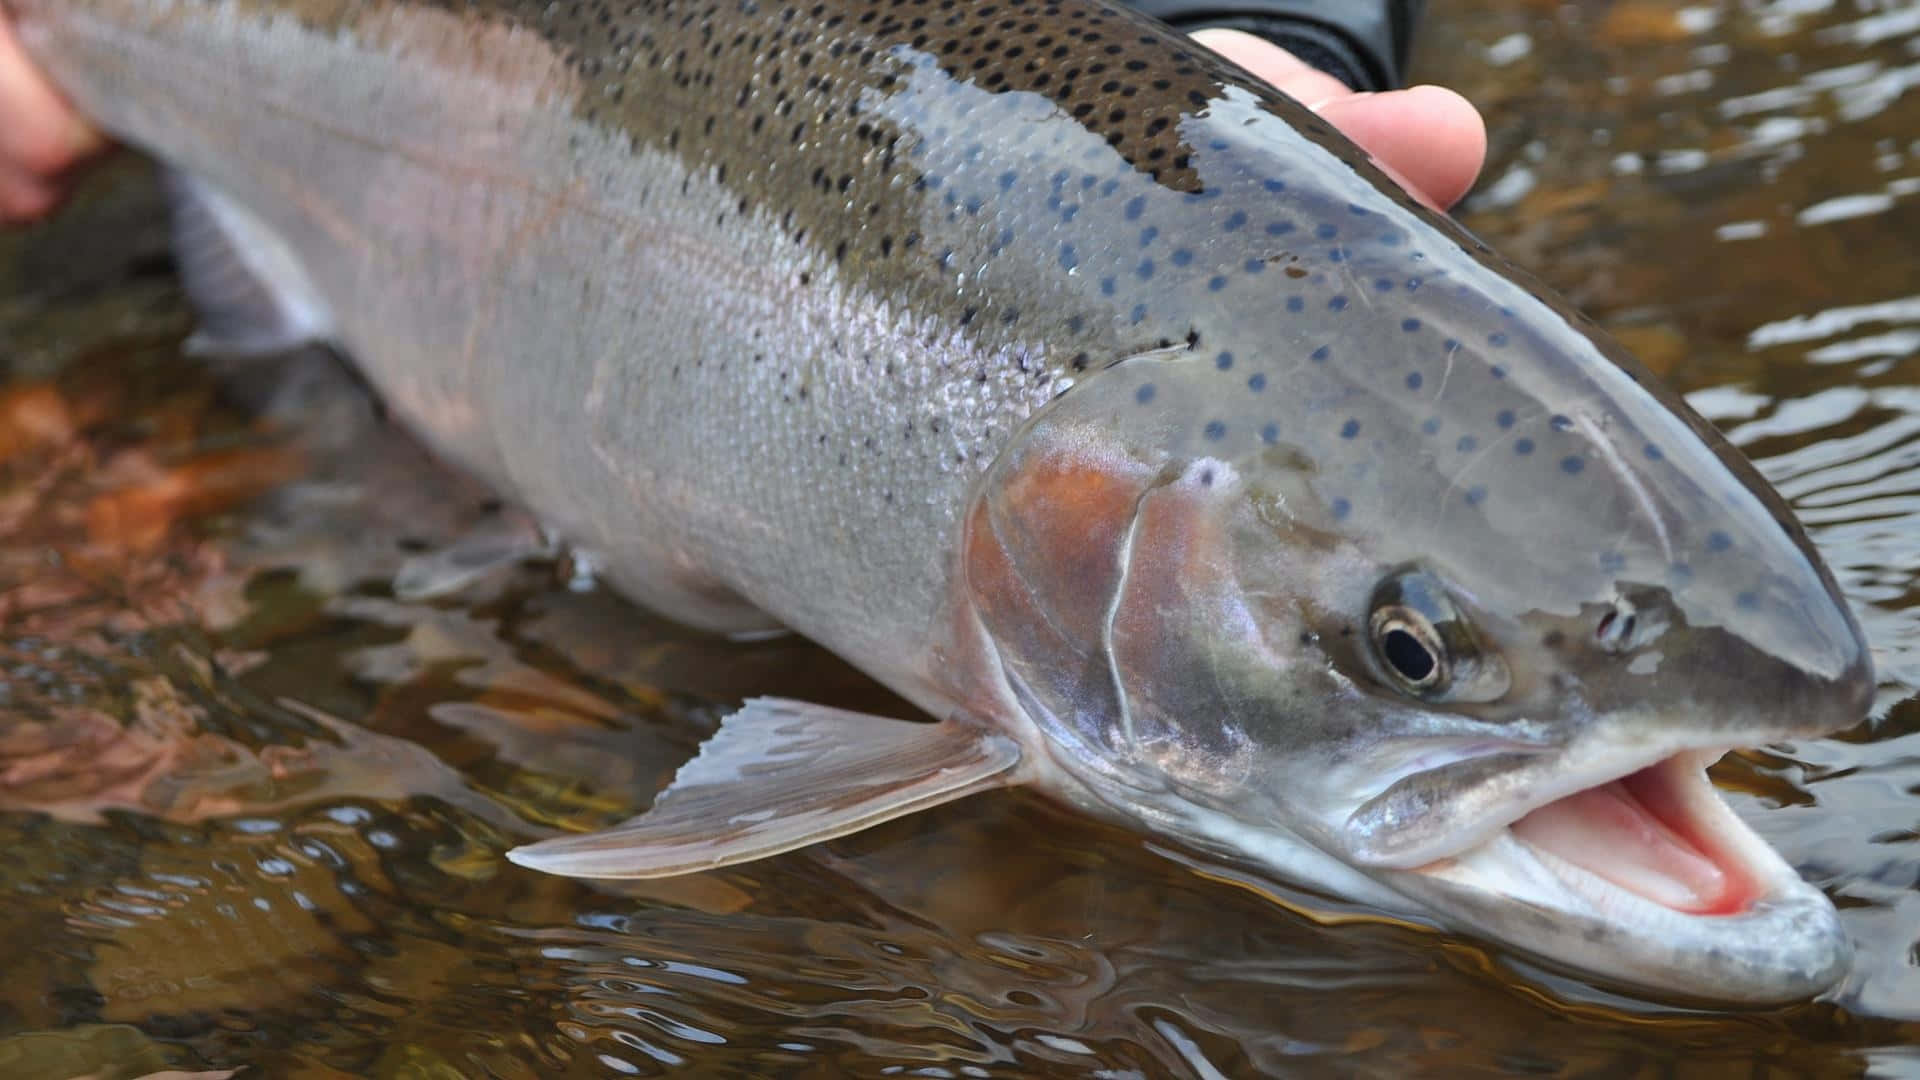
left=11, top=0, right=1872, bottom=1002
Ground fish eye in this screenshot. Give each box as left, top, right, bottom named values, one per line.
left=1367, top=566, right=1511, bottom=703
left=1372, top=607, right=1446, bottom=693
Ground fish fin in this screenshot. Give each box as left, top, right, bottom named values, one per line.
left=505, top=698, right=1023, bottom=879
left=164, top=170, right=335, bottom=357
left=392, top=515, right=556, bottom=600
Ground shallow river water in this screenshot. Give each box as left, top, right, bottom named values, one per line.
left=2, top=0, right=1919, bottom=1076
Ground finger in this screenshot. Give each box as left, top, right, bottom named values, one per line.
left=0, top=169, right=64, bottom=221
left=0, top=16, right=104, bottom=219
left=1314, top=86, right=1486, bottom=210
left=1188, top=28, right=1487, bottom=211
left=1189, top=28, right=1352, bottom=110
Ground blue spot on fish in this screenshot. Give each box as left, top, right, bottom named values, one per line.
left=1311, top=345, right=1331, bottom=363
left=1125, top=195, right=1146, bottom=220
left=1465, top=485, right=1488, bottom=506
left=1248, top=373, right=1267, bottom=391
left=1329, top=296, right=1349, bottom=311
left=1204, top=420, right=1227, bottom=441
left=1457, top=435, right=1478, bottom=453
left=1707, top=530, right=1732, bottom=552
left=1264, top=178, right=1286, bottom=193
left=1170, top=248, right=1193, bottom=266
left=1421, top=417, right=1441, bottom=435
left=1215, top=351, right=1234, bottom=370
left=1331, top=496, right=1351, bottom=520
left=1514, top=437, right=1534, bottom=455
left=1561, top=456, right=1585, bottom=474
left=1644, top=443, right=1664, bottom=461
left=1406, top=372, right=1424, bottom=390
left=1140, top=226, right=1159, bottom=247
left=1136, top=384, right=1157, bottom=405
left=1402, top=318, right=1421, bottom=332
left=1489, top=331, right=1510, bottom=348
left=1224, top=211, right=1248, bottom=231
left=1496, top=409, right=1516, bottom=429
left=1286, top=297, right=1305, bottom=313
left=1341, top=418, right=1360, bottom=439
left=1261, top=422, right=1279, bottom=444
left=1316, top=223, right=1338, bottom=240
left=1550, top=414, right=1574, bottom=432
left=1267, top=221, right=1295, bottom=236
left=1208, top=276, right=1229, bottom=291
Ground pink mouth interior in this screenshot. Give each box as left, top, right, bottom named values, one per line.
left=1509, top=761, right=1757, bottom=915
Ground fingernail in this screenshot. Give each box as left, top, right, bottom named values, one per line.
left=1307, top=91, right=1373, bottom=112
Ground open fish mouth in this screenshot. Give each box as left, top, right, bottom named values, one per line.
left=1361, top=748, right=1850, bottom=1003
left=1502, top=751, right=1763, bottom=914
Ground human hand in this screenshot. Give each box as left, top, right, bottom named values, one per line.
left=0, top=11, right=108, bottom=223
left=1192, top=28, right=1486, bottom=211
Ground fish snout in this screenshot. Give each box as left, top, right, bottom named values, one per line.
left=1513, top=569, right=1874, bottom=747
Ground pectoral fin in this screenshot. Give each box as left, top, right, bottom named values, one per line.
left=505, top=698, right=1023, bottom=879
left=164, top=170, right=335, bottom=357
left=392, top=515, right=555, bottom=600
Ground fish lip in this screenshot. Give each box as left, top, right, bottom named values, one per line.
left=1391, top=865, right=1847, bottom=1004
left=1352, top=746, right=1850, bottom=1003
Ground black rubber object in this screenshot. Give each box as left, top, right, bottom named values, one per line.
left=1122, top=0, right=1425, bottom=92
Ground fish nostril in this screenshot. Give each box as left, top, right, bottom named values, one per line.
left=1596, top=608, right=1638, bottom=651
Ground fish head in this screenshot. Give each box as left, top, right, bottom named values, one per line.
left=964, top=252, right=1870, bottom=1004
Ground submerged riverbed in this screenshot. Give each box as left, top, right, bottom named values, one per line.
left=2, top=0, right=1918, bottom=1075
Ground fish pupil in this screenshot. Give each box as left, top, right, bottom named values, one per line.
left=1382, top=628, right=1436, bottom=684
